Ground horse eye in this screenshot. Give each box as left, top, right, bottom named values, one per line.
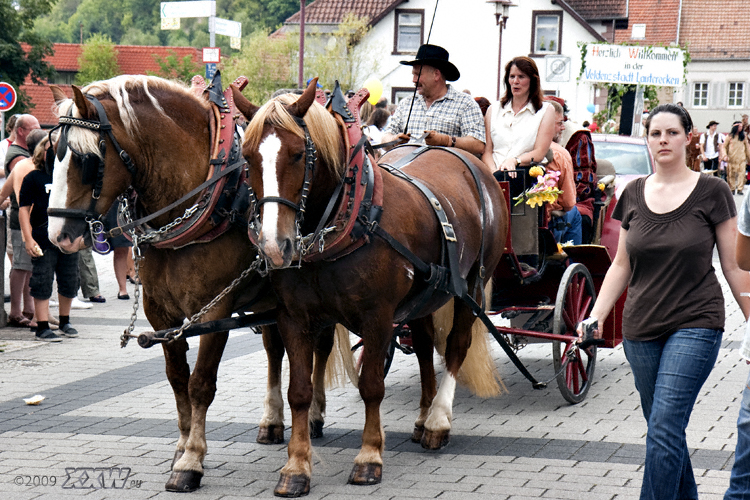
left=292, top=152, right=304, bottom=163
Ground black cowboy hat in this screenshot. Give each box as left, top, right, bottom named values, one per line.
left=400, top=44, right=460, bottom=81
left=707, top=120, right=719, bottom=128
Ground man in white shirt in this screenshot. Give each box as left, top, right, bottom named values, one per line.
left=699, top=120, right=724, bottom=174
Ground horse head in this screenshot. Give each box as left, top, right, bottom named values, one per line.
left=237, top=78, right=345, bottom=269
left=47, top=83, right=136, bottom=253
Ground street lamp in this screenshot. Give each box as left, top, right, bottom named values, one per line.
left=488, top=0, right=516, bottom=100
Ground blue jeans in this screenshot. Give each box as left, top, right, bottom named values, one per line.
left=726, top=368, right=750, bottom=500
left=623, top=328, right=723, bottom=500
left=551, top=206, right=582, bottom=245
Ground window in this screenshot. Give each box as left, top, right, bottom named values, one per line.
left=393, top=9, right=423, bottom=55
left=531, top=11, right=562, bottom=55
left=50, top=71, right=76, bottom=85
left=631, top=24, right=646, bottom=40
left=392, top=87, right=415, bottom=105
left=693, top=82, right=708, bottom=107
left=728, top=82, right=744, bottom=108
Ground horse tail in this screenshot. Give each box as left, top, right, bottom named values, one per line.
left=432, top=284, right=506, bottom=398
left=325, top=324, right=359, bottom=389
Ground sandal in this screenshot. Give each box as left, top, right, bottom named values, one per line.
left=8, top=316, right=31, bottom=328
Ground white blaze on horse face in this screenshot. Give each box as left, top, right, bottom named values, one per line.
left=257, top=133, right=286, bottom=266
left=47, top=147, right=73, bottom=247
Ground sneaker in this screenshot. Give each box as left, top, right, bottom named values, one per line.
left=59, top=324, right=78, bottom=338
left=70, top=297, right=93, bottom=310
left=36, top=329, right=62, bottom=342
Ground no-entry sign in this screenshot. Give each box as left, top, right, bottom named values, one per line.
left=0, top=82, right=17, bottom=112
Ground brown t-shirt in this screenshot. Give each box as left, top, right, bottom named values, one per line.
left=613, top=175, right=735, bottom=341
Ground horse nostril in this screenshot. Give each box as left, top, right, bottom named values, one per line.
left=280, top=238, right=293, bottom=261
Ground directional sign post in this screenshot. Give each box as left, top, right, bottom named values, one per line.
left=0, top=82, right=17, bottom=112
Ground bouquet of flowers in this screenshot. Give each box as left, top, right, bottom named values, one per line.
left=512, top=166, right=563, bottom=208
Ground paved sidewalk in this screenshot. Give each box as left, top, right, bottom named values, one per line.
left=0, top=245, right=747, bottom=499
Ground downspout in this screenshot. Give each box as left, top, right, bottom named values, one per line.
left=676, top=0, right=683, bottom=44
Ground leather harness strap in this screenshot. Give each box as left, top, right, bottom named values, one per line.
left=376, top=145, right=545, bottom=389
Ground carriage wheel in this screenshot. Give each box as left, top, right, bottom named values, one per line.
left=552, top=263, right=597, bottom=404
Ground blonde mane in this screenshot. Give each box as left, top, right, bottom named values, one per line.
left=244, top=94, right=345, bottom=180
left=56, top=75, right=208, bottom=159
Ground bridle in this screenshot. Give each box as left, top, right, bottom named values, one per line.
left=247, top=115, right=317, bottom=256
left=47, top=94, right=138, bottom=252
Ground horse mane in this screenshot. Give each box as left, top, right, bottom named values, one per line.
left=245, top=94, right=345, bottom=180
left=56, top=75, right=208, bottom=159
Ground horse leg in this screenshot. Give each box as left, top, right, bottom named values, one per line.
left=274, top=316, right=314, bottom=497
left=162, top=338, right=192, bottom=468
left=348, top=316, right=392, bottom=486
left=310, top=325, right=334, bottom=439
left=421, top=300, right=476, bottom=450
left=258, top=325, right=286, bottom=444
left=406, top=316, right=437, bottom=443
left=166, top=331, right=229, bottom=492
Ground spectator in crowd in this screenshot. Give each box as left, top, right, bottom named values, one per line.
left=721, top=121, right=750, bottom=195
left=382, top=44, right=485, bottom=156
left=0, top=128, right=46, bottom=327
left=0, top=114, right=18, bottom=178
left=19, top=134, right=81, bottom=342
left=363, top=107, right=390, bottom=158
left=580, top=104, right=750, bottom=500
left=474, top=97, right=491, bottom=117
left=79, top=248, right=106, bottom=303
left=104, top=202, right=133, bottom=300
left=700, top=120, right=724, bottom=174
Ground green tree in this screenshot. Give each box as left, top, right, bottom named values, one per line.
left=75, top=33, right=121, bottom=85
left=220, top=29, right=298, bottom=104
left=0, top=0, right=56, bottom=113
left=148, top=50, right=203, bottom=84
left=306, top=13, right=379, bottom=92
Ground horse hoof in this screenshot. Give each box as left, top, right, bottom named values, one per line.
left=257, top=424, right=285, bottom=444
left=411, top=424, right=424, bottom=443
left=347, top=463, right=382, bottom=485
left=309, top=420, right=324, bottom=439
left=165, top=470, right=203, bottom=492
left=274, top=473, right=310, bottom=497
left=171, top=449, right=184, bottom=469
left=421, top=429, right=450, bottom=450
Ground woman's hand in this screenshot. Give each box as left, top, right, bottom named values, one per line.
left=500, top=157, right=517, bottom=171
left=25, top=239, right=42, bottom=258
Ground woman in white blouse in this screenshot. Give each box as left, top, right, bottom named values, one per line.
left=482, top=56, right=556, bottom=172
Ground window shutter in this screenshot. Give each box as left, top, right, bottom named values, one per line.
left=710, top=82, right=726, bottom=108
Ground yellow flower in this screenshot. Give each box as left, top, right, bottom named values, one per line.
left=598, top=183, right=606, bottom=191
left=529, top=166, right=545, bottom=177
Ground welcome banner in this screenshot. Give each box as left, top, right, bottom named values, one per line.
left=581, top=44, right=685, bottom=87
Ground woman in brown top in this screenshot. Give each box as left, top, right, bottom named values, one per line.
left=580, top=104, right=750, bottom=500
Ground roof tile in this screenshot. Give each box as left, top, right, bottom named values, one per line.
left=285, top=0, right=405, bottom=25
left=565, top=0, right=627, bottom=20
left=19, top=43, right=200, bottom=127
left=679, top=0, right=750, bottom=59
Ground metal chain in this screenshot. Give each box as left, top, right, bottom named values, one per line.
left=137, top=203, right=201, bottom=243
left=171, top=257, right=263, bottom=341
left=120, top=235, right=143, bottom=348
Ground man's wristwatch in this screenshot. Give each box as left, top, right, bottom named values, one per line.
left=451, top=136, right=456, bottom=147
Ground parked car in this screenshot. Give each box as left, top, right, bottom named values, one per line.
left=590, top=133, right=654, bottom=258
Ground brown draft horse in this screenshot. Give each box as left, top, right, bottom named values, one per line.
left=45, top=75, right=339, bottom=493
left=234, top=80, right=509, bottom=497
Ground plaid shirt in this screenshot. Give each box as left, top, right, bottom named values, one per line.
left=385, top=85, right=485, bottom=144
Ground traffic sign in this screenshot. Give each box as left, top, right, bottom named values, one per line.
left=0, top=82, right=17, bottom=112
left=211, top=17, right=241, bottom=38
left=160, top=1, right=215, bottom=19
left=202, top=48, right=220, bottom=63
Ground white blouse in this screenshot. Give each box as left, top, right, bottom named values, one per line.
left=490, top=100, right=550, bottom=167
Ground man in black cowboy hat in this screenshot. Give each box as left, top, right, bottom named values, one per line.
left=382, top=44, right=485, bottom=156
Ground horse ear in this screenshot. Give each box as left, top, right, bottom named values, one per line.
left=71, top=85, right=97, bottom=120
left=50, top=85, right=68, bottom=106
left=231, top=85, right=258, bottom=121
left=287, top=77, right=318, bottom=119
